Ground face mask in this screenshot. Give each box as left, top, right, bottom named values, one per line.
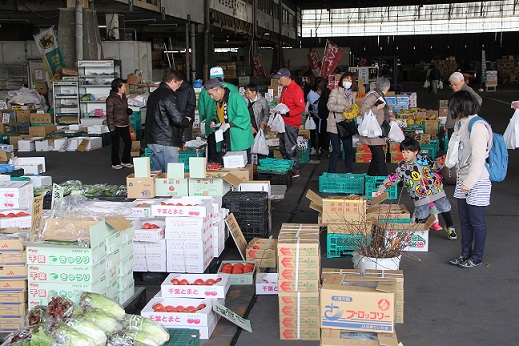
left=344, top=82, right=352, bottom=89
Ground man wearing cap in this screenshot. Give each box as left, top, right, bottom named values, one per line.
left=198, top=66, right=239, bottom=162
left=204, top=78, right=254, bottom=163
left=445, top=71, right=482, bottom=138
left=273, top=68, right=305, bottom=177
left=145, top=68, right=192, bottom=172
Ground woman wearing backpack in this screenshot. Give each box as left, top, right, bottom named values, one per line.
left=447, top=91, right=492, bottom=268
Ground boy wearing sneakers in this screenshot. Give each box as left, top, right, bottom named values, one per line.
left=375, top=137, right=457, bottom=240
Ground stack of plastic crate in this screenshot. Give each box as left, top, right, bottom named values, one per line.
left=222, top=191, right=269, bottom=242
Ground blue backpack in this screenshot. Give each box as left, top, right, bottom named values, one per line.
left=468, top=116, right=508, bottom=182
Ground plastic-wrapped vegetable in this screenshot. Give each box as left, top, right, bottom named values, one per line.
left=108, top=331, right=160, bottom=346
left=47, top=295, right=75, bottom=321
left=9, top=325, right=56, bottom=345
left=51, top=322, right=96, bottom=346
left=64, top=319, right=107, bottom=346
left=107, top=334, right=148, bottom=346
left=27, top=305, right=47, bottom=326
left=80, top=310, right=123, bottom=335
left=123, top=315, right=169, bottom=344
left=80, top=292, right=125, bottom=320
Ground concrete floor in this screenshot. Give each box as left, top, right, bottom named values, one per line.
left=17, top=82, right=519, bottom=345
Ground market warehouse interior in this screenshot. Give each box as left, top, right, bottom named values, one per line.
left=0, top=0, right=519, bottom=345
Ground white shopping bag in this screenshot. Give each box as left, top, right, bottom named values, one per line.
left=504, top=109, right=519, bottom=149
left=270, top=113, right=285, bottom=133
left=304, top=116, right=316, bottom=130
left=358, top=110, right=382, bottom=138
left=445, top=133, right=461, bottom=168
left=251, top=129, right=269, bottom=156
left=388, top=121, right=405, bottom=143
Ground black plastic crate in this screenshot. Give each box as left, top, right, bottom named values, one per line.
left=240, top=227, right=270, bottom=242
left=234, top=216, right=269, bottom=232
left=222, top=191, right=268, bottom=214
left=257, top=170, right=292, bottom=189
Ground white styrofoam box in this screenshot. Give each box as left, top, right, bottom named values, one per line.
left=87, top=125, right=110, bottom=134
left=69, top=124, right=86, bottom=131
left=23, top=175, right=52, bottom=188
left=223, top=151, right=247, bottom=168
left=16, top=164, right=43, bottom=175
left=150, top=198, right=213, bottom=218
left=125, top=199, right=159, bottom=218
left=165, top=215, right=210, bottom=230
left=161, top=273, right=231, bottom=298
left=165, top=220, right=212, bottom=240
left=166, top=231, right=213, bottom=256
left=212, top=219, right=226, bottom=257
left=166, top=246, right=213, bottom=273
left=131, top=218, right=166, bottom=242
left=0, top=181, right=33, bottom=209
left=80, top=118, right=105, bottom=126
left=132, top=239, right=167, bottom=272
left=142, top=297, right=217, bottom=326
left=0, top=175, right=10, bottom=182
left=0, top=215, right=31, bottom=228
left=53, top=138, right=68, bottom=151
left=255, top=273, right=278, bottom=295
left=35, top=140, right=52, bottom=152
left=17, top=139, right=36, bottom=152
left=66, top=137, right=102, bottom=151
left=170, top=196, right=221, bottom=216
left=238, top=181, right=271, bottom=196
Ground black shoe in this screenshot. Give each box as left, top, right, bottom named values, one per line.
left=449, top=255, right=468, bottom=266
left=459, top=258, right=482, bottom=268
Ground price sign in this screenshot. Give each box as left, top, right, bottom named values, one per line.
left=50, top=183, right=64, bottom=217
left=212, top=301, right=252, bottom=333
left=225, top=214, right=247, bottom=260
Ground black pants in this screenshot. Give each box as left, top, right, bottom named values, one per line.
left=367, top=145, right=388, bottom=176
left=317, top=119, right=330, bottom=153
left=207, top=133, right=224, bottom=164
left=111, top=126, right=132, bottom=166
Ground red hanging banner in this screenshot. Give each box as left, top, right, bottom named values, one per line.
left=307, top=50, right=321, bottom=76
left=320, top=40, right=344, bottom=77
left=251, top=54, right=266, bottom=78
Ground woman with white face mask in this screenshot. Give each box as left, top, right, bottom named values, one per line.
left=326, top=72, right=358, bottom=173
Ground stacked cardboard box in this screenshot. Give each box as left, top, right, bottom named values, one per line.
left=355, top=143, right=387, bottom=164
left=320, top=271, right=399, bottom=342
left=151, top=197, right=214, bottom=273
left=0, top=181, right=33, bottom=227
left=436, top=58, right=457, bottom=80
left=277, top=224, right=320, bottom=341
left=25, top=216, right=133, bottom=308
left=0, top=233, right=27, bottom=332
left=132, top=218, right=167, bottom=272
left=389, top=141, right=403, bottom=163
left=246, top=238, right=277, bottom=268
left=496, top=56, right=516, bottom=83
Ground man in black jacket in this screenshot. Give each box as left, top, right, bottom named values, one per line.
left=176, top=72, right=196, bottom=143
left=145, top=68, right=191, bottom=172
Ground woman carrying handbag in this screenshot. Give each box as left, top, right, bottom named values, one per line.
left=326, top=72, right=358, bottom=173
left=360, top=77, right=392, bottom=176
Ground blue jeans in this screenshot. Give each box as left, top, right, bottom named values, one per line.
left=147, top=144, right=179, bottom=173
left=457, top=198, right=487, bottom=262
left=328, top=133, right=353, bottom=173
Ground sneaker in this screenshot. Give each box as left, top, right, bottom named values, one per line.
left=292, top=173, right=300, bottom=178
left=430, top=222, right=443, bottom=231
left=446, top=226, right=457, bottom=240
left=459, top=257, right=482, bottom=268
left=310, top=148, right=317, bottom=155
left=449, top=255, right=468, bottom=266
left=112, top=164, right=123, bottom=170
left=121, top=163, right=134, bottom=168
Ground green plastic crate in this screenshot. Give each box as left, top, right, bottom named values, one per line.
left=421, top=144, right=438, bottom=159
left=179, top=148, right=205, bottom=171
left=327, top=233, right=368, bottom=258
left=166, top=328, right=200, bottom=346
left=379, top=218, right=413, bottom=224
left=364, top=175, right=398, bottom=200
left=319, top=173, right=365, bottom=194
left=298, top=145, right=311, bottom=164
left=258, top=157, right=294, bottom=173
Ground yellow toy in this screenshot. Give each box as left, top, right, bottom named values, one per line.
left=343, top=103, right=360, bottom=120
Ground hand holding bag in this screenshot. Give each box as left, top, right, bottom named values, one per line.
left=358, top=110, right=382, bottom=138
left=251, top=129, right=269, bottom=156
left=388, top=121, right=405, bottom=142
left=270, top=113, right=285, bottom=133
left=304, top=116, right=317, bottom=130
left=445, top=133, right=461, bottom=168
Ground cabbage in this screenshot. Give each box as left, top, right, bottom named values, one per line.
left=65, top=319, right=107, bottom=346
left=123, top=314, right=169, bottom=344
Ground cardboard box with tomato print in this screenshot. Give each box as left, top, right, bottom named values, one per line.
left=217, top=260, right=256, bottom=285
left=161, top=273, right=230, bottom=299
left=0, top=209, right=31, bottom=228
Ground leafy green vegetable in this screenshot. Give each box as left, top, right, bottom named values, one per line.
left=51, top=322, right=96, bottom=346
left=81, top=310, right=123, bottom=335
left=123, top=315, right=169, bottom=344
left=108, top=331, right=160, bottom=346
left=80, top=292, right=125, bottom=320
left=65, top=319, right=107, bottom=346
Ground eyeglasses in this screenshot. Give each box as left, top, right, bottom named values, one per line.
left=450, top=82, right=461, bottom=87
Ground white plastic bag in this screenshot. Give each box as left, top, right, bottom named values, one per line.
left=445, top=133, right=461, bottom=168
left=423, top=80, right=430, bottom=88
left=358, top=110, right=382, bottom=138
left=251, top=129, right=269, bottom=156
left=270, top=113, right=285, bottom=133
left=304, top=116, right=316, bottom=130
left=504, top=109, right=519, bottom=149
left=438, top=80, right=444, bottom=89
left=272, top=103, right=290, bottom=115
left=388, top=121, right=405, bottom=143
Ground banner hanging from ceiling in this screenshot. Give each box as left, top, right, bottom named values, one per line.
left=307, top=50, right=321, bottom=76
left=320, top=40, right=344, bottom=77
left=33, top=27, right=65, bottom=77
left=252, top=54, right=266, bottom=78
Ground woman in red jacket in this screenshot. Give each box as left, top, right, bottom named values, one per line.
left=106, top=78, right=133, bottom=169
